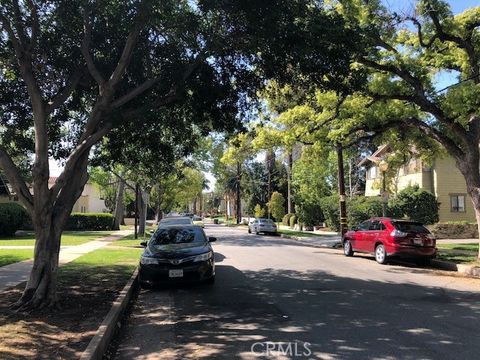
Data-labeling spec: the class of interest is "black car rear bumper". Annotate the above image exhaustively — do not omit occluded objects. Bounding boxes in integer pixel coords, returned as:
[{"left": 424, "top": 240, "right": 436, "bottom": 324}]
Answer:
[{"left": 139, "top": 259, "right": 215, "bottom": 285}]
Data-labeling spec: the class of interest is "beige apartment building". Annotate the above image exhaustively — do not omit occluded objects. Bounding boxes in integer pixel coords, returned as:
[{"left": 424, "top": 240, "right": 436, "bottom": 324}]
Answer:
[{"left": 360, "top": 145, "right": 476, "bottom": 223}]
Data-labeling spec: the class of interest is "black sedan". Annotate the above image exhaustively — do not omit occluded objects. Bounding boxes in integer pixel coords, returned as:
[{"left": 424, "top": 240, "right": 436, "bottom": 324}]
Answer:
[{"left": 139, "top": 225, "right": 216, "bottom": 287}]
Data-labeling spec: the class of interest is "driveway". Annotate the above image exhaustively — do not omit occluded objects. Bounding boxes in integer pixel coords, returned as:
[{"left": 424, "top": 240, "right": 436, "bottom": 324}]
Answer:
[{"left": 113, "top": 224, "right": 480, "bottom": 359}]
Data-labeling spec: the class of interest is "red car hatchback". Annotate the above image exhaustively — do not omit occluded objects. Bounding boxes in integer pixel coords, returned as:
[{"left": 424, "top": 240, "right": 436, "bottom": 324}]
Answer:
[{"left": 342, "top": 218, "right": 437, "bottom": 264}]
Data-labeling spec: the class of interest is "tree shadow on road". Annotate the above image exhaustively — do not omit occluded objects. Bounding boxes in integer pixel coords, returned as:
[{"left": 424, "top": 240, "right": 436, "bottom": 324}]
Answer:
[{"left": 114, "top": 264, "right": 480, "bottom": 360}]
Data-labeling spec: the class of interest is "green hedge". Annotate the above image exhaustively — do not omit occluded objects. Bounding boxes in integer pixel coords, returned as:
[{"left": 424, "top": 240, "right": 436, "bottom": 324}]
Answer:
[
  {"left": 0, "top": 203, "right": 29, "bottom": 236},
  {"left": 65, "top": 213, "right": 113, "bottom": 231},
  {"left": 289, "top": 214, "right": 297, "bottom": 228},
  {"left": 282, "top": 213, "right": 294, "bottom": 226},
  {"left": 296, "top": 202, "right": 324, "bottom": 227},
  {"left": 429, "top": 222, "right": 478, "bottom": 239},
  {"left": 389, "top": 185, "right": 439, "bottom": 225}
]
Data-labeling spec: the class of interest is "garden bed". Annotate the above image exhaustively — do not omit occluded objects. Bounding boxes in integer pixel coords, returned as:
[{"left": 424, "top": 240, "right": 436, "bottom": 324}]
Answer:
[{"left": 0, "top": 247, "right": 141, "bottom": 359}]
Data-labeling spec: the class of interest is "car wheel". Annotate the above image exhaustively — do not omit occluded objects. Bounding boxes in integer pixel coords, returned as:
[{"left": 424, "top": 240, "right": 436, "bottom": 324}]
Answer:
[
  {"left": 248, "top": 227, "right": 251, "bottom": 234},
  {"left": 375, "top": 244, "right": 387, "bottom": 264},
  {"left": 343, "top": 240, "right": 354, "bottom": 257}
]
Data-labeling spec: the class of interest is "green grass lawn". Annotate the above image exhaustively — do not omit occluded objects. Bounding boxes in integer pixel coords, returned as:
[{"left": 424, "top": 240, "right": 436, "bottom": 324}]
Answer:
[
  {"left": 61, "top": 247, "right": 142, "bottom": 276},
  {"left": 436, "top": 242, "right": 479, "bottom": 264},
  {"left": 111, "top": 233, "right": 151, "bottom": 247},
  {"left": 0, "top": 230, "right": 122, "bottom": 268},
  {"left": 437, "top": 243, "right": 478, "bottom": 251},
  {"left": 0, "top": 249, "right": 33, "bottom": 267},
  {"left": 0, "top": 230, "right": 115, "bottom": 246}
]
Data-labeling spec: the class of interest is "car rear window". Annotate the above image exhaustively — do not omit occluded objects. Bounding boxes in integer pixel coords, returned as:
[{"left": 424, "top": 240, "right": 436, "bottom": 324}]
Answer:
[
  {"left": 151, "top": 227, "right": 206, "bottom": 245},
  {"left": 392, "top": 221, "right": 430, "bottom": 234},
  {"left": 259, "top": 219, "right": 274, "bottom": 224},
  {"left": 159, "top": 218, "right": 192, "bottom": 225}
]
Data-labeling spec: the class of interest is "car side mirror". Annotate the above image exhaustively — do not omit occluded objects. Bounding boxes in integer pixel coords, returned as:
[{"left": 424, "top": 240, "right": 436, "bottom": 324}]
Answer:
[
  {"left": 209, "top": 237, "right": 217, "bottom": 242},
  {"left": 140, "top": 241, "right": 147, "bottom": 247}
]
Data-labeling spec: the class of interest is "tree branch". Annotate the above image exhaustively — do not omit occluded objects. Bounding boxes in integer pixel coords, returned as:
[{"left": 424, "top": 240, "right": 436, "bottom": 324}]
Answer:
[
  {"left": 0, "top": 147, "right": 34, "bottom": 213},
  {"left": 49, "top": 124, "right": 112, "bottom": 201},
  {"left": 81, "top": 11, "right": 105, "bottom": 86},
  {"left": 111, "top": 76, "right": 163, "bottom": 109},
  {"left": 45, "top": 68, "right": 83, "bottom": 114},
  {"left": 108, "top": 23, "right": 142, "bottom": 86},
  {"left": 25, "top": 0, "right": 39, "bottom": 52},
  {"left": 426, "top": 7, "right": 479, "bottom": 83}
]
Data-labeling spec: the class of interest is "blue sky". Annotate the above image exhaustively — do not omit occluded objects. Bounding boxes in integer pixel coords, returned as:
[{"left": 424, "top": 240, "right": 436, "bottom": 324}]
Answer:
[{"left": 382, "top": 0, "right": 478, "bottom": 14}]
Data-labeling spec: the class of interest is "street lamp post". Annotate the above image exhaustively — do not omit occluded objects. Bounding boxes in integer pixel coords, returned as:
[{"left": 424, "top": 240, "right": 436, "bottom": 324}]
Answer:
[{"left": 379, "top": 160, "right": 389, "bottom": 217}]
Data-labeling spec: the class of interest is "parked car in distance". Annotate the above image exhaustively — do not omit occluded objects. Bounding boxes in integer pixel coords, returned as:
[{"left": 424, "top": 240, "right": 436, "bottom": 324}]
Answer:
[
  {"left": 342, "top": 217, "right": 437, "bottom": 265},
  {"left": 139, "top": 225, "right": 216, "bottom": 287},
  {"left": 248, "top": 218, "right": 278, "bottom": 235},
  {"left": 192, "top": 216, "right": 205, "bottom": 228},
  {"left": 158, "top": 216, "right": 193, "bottom": 227}
]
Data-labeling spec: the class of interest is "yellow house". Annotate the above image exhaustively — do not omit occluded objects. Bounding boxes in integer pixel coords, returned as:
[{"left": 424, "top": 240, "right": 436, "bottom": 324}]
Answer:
[{"left": 360, "top": 145, "right": 475, "bottom": 223}]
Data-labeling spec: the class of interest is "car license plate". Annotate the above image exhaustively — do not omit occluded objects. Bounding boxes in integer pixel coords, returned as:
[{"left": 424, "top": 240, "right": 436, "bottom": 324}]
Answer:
[
  {"left": 413, "top": 238, "right": 423, "bottom": 246},
  {"left": 169, "top": 269, "right": 183, "bottom": 278}
]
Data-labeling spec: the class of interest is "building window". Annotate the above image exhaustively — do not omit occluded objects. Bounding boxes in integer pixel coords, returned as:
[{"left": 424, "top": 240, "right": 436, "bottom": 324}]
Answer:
[
  {"left": 367, "top": 166, "right": 378, "bottom": 180},
  {"left": 450, "top": 194, "right": 466, "bottom": 213}
]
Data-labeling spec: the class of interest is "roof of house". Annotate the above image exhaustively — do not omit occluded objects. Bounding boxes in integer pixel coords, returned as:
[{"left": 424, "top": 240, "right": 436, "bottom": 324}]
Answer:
[
  {"left": 357, "top": 144, "right": 390, "bottom": 167},
  {"left": 0, "top": 172, "right": 13, "bottom": 196}
]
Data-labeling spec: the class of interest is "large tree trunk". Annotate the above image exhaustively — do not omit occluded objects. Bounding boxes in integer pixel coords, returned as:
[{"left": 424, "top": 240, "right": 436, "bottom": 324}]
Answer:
[
  {"left": 13, "top": 219, "right": 63, "bottom": 310},
  {"left": 112, "top": 176, "right": 125, "bottom": 230},
  {"left": 13, "top": 155, "right": 89, "bottom": 311},
  {"left": 455, "top": 148, "right": 480, "bottom": 259}
]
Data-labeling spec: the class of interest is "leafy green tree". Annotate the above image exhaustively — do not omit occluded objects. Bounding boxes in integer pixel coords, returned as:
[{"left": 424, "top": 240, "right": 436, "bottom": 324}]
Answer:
[
  {"left": 0, "top": 0, "right": 369, "bottom": 310},
  {"left": 254, "top": 204, "right": 266, "bottom": 218},
  {"left": 268, "top": 191, "right": 286, "bottom": 222},
  {"left": 334, "top": 0, "right": 480, "bottom": 255}
]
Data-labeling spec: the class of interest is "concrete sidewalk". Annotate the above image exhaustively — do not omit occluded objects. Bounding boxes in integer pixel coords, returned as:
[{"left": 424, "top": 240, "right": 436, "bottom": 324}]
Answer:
[{"left": 0, "top": 229, "right": 132, "bottom": 293}]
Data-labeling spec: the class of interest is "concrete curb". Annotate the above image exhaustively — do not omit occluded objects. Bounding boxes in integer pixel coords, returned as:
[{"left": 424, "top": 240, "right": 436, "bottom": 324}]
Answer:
[
  {"left": 280, "top": 234, "right": 342, "bottom": 249},
  {"left": 80, "top": 268, "right": 139, "bottom": 360}
]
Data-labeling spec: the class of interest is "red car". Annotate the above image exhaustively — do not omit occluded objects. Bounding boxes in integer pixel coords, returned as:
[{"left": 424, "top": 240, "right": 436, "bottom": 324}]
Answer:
[{"left": 342, "top": 218, "right": 437, "bottom": 264}]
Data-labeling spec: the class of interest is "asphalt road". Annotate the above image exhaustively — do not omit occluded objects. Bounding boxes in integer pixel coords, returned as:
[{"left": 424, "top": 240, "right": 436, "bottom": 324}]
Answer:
[{"left": 113, "top": 224, "right": 480, "bottom": 360}]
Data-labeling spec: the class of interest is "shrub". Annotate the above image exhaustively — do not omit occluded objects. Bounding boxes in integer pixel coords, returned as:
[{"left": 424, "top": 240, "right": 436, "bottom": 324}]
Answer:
[
  {"left": 319, "top": 195, "right": 340, "bottom": 231},
  {"left": 320, "top": 194, "right": 402, "bottom": 232},
  {"left": 390, "top": 185, "right": 439, "bottom": 224},
  {"left": 0, "top": 203, "right": 28, "bottom": 236},
  {"left": 282, "top": 213, "right": 294, "bottom": 226},
  {"left": 65, "top": 213, "right": 114, "bottom": 231},
  {"left": 429, "top": 222, "right": 478, "bottom": 239},
  {"left": 267, "top": 192, "right": 285, "bottom": 222},
  {"left": 296, "top": 202, "right": 324, "bottom": 227},
  {"left": 289, "top": 214, "right": 297, "bottom": 228},
  {"left": 348, "top": 197, "right": 384, "bottom": 228}
]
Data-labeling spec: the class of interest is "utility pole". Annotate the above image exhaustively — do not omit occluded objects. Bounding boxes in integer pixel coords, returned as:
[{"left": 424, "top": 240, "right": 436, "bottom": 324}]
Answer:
[
  {"left": 337, "top": 143, "right": 347, "bottom": 237},
  {"left": 134, "top": 183, "right": 139, "bottom": 239},
  {"left": 287, "top": 151, "right": 293, "bottom": 214},
  {"left": 236, "top": 161, "right": 242, "bottom": 224}
]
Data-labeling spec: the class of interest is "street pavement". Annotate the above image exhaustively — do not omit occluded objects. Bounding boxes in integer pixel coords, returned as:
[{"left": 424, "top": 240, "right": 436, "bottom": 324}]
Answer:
[{"left": 114, "top": 224, "right": 480, "bottom": 360}]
